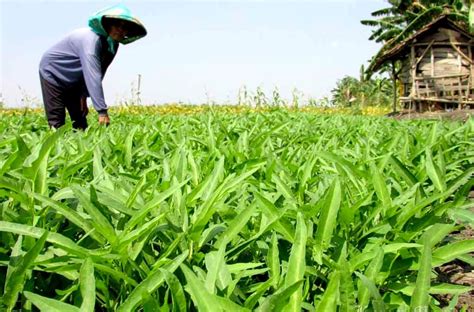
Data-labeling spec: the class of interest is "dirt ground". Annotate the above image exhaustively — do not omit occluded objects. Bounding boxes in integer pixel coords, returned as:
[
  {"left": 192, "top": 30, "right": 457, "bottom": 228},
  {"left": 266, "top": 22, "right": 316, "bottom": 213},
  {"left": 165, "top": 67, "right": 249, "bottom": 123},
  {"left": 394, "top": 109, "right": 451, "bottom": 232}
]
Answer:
[{"left": 387, "top": 109, "right": 474, "bottom": 121}]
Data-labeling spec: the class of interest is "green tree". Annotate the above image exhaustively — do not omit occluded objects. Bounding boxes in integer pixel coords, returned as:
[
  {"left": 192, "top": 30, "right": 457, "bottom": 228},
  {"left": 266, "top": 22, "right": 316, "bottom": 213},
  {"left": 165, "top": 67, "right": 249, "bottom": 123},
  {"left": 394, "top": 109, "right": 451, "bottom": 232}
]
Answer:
[
  {"left": 331, "top": 69, "right": 393, "bottom": 108},
  {"left": 362, "top": 1, "right": 470, "bottom": 47}
]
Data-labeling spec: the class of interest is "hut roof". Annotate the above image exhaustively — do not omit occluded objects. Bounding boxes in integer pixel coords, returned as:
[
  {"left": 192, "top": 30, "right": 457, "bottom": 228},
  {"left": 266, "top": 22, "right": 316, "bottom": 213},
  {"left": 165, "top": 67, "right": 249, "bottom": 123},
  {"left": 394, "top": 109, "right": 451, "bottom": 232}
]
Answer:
[{"left": 369, "top": 15, "right": 473, "bottom": 73}]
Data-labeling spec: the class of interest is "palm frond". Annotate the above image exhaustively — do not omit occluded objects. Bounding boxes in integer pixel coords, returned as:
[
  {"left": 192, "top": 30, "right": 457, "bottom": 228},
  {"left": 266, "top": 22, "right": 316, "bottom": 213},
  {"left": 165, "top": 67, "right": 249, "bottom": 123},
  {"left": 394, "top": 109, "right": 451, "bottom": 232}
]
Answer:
[
  {"left": 361, "top": 19, "right": 381, "bottom": 27},
  {"left": 371, "top": 7, "right": 396, "bottom": 17}
]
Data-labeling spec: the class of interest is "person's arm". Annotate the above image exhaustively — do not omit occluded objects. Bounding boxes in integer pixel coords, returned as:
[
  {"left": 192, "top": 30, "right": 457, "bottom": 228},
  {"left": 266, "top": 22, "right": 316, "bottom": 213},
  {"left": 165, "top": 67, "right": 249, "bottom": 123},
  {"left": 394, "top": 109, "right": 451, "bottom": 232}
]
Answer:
[{"left": 75, "top": 33, "right": 109, "bottom": 117}]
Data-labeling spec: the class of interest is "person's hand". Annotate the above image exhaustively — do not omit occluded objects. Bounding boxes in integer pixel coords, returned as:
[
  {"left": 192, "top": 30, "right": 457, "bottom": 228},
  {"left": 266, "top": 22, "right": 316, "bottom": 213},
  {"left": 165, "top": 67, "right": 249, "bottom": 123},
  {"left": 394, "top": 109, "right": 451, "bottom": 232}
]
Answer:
[
  {"left": 98, "top": 115, "right": 110, "bottom": 126},
  {"left": 80, "top": 96, "right": 89, "bottom": 117}
]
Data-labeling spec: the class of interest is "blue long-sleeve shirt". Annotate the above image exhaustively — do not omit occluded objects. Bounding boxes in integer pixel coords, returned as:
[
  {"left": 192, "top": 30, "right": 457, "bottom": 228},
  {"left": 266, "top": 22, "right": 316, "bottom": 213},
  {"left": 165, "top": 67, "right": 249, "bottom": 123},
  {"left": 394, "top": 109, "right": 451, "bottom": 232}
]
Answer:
[{"left": 39, "top": 28, "right": 118, "bottom": 114}]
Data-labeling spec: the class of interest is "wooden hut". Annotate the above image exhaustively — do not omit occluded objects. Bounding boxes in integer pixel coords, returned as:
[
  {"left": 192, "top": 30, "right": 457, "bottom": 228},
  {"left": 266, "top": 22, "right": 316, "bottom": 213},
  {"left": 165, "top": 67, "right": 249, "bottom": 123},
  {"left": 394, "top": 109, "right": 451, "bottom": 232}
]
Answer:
[{"left": 371, "top": 15, "right": 474, "bottom": 111}]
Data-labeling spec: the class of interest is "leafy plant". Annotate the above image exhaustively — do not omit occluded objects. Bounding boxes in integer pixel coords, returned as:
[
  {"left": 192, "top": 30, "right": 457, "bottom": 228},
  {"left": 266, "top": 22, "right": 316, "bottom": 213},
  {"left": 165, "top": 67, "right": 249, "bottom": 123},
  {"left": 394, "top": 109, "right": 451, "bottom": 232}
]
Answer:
[{"left": 0, "top": 108, "right": 472, "bottom": 310}]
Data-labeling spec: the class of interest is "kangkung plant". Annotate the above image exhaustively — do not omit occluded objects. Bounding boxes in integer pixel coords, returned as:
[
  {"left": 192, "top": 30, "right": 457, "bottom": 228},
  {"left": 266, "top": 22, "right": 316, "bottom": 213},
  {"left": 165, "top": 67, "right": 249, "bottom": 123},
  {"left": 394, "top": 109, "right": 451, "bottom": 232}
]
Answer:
[{"left": 0, "top": 109, "right": 472, "bottom": 311}]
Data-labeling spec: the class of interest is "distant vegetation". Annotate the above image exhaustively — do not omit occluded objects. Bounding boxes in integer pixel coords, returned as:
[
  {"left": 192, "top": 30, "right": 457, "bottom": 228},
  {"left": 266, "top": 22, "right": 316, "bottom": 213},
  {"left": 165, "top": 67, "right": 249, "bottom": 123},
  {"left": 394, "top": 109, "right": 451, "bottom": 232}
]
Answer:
[{"left": 331, "top": 0, "right": 474, "bottom": 112}]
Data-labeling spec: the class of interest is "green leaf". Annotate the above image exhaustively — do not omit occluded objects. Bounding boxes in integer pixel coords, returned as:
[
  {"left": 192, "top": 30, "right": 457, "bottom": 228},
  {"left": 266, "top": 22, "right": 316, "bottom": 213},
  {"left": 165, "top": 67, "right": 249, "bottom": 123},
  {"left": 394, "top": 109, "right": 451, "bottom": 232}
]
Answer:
[
  {"left": 24, "top": 291, "right": 80, "bottom": 312},
  {"left": 371, "top": 162, "right": 392, "bottom": 211},
  {"left": 80, "top": 258, "right": 95, "bottom": 312},
  {"left": 215, "top": 203, "right": 255, "bottom": 249},
  {"left": 383, "top": 243, "right": 422, "bottom": 254},
  {"left": 125, "top": 180, "right": 187, "bottom": 231},
  {"left": 31, "top": 192, "right": 104, "bottom": 244},
  {"left": 355, "top": 272, "right": 385, "bottom": 312},
  {"left": 283, "top": 212, "right": 307, "bottom": 312},
  {"left": 389, "top": 155, "right": 418, "bottom": 187},
  {"left": 256, "top": 280, "right": 303, "bottom": 312},
  {"left": 126, "top": 174, "right": 147, "bottom": 209},
  {"left": 430, "top": 283, "right": 473, "bottom": 295},
  {"left": 117, "top": 251, "right": 188, "bottom": 312},
  {"left": 396, "top": 167, "right": 474, "bottom": 228},
  {"left": 316, "top": 271, "right": 340, "bottom": 312},
  {"left": 92, "top": 145, "right": 112, "bottom": 187},
  {"left": 181, "top": 264, "right": 222, "bottom": 312},
  {"left": 357, "top": 248, "right": 384, "bottom": 310},
  {"left": 158, "top": 269, "right": 187, "bottom": 312},
  {"left": 205, "top": 244, "right": 226, "bottom": 294},
  {"left": 418, "top": 223, "right": 456, "bottom": 248},
  {"left": 313, "top": 178, "right": 341, "bottom": 263},
  {"left": 267, "top": 232, "right": 281, "bottom": 288},
  {"left": 24, "top": 129, "right": 62, "bottom": 195},
  {"left": 187, "top": 156, "right": 224, "bottom": 203},
  {"left": 432, "top": 240, "right": 474, "bottom": 267},
  {"left": 395, "top": 282, "right": 474, "bottom": 297},
  {"left": 272, "top": 173, "right": 294, "bottom": 201},
  {"left": 71, "top": 185, "right": 117, "bottom": 246},
  {"left": 0, "top": 221, "right": 99, "bottom": 257},
  {"left": 117, "top": 213, "right": 166, "bottom": 249},
  {"left": 425, "top": 148, "right": 446, "bottom": 192},
  {"left": 3, "top": 232, "right": 48, "bottom": 312},
  {"left": 4, "top": 135, "right": 30, "bottom": 172},
  {"left": 448, "top": 208, "right": 474, "bottom": 227},
  {"left": 411, "top": 235, "right": 432, "bottom": 311},
  {"left": 124, "top": 126, "right": 138, "bottom": 167},
  {"left": 338, "top": 243, "right": 355, "bottom": 312},
  {"left": 199, "top": 224, "right": 227, "bottom": 248},
  {"left": 254, "top": 191, "right": 294, "bottom": 242}
]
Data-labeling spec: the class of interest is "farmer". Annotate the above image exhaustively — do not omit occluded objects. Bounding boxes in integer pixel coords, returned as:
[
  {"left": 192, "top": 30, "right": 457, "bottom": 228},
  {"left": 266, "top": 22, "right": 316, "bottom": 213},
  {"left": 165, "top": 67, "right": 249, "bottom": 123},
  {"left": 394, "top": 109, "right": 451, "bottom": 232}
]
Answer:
[{"left": 39, "top": 4, "right": 147, "bottom": 129}]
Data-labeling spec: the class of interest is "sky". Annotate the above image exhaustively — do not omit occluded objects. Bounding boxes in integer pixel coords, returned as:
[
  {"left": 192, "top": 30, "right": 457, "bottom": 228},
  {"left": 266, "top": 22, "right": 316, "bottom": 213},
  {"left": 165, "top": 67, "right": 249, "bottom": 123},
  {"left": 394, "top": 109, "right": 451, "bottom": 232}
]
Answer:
[{"left": 0, "top": 0, "right": 386, "bottom": 107}]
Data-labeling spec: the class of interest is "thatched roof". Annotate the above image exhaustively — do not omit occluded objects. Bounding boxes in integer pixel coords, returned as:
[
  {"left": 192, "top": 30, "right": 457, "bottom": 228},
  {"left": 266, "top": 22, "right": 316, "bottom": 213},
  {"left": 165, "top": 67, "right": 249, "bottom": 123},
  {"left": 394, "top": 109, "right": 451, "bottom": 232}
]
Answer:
[{"left": 369, "top": 15, "right": 473, "bottom": 73}]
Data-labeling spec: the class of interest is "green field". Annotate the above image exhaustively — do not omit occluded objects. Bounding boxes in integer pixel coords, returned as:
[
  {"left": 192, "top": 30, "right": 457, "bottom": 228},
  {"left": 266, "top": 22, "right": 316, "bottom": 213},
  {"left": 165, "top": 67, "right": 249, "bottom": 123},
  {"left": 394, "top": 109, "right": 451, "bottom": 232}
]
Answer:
[{"left": 0, "top": 108, "right": 473, "bottom": 311}]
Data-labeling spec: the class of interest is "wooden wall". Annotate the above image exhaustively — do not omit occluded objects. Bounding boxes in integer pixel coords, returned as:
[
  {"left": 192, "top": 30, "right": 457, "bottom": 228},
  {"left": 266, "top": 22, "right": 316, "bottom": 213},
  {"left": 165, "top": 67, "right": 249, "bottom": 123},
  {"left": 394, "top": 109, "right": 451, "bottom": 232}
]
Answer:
[{"left": 398, "top": 27, "right": 474, "bottom": 107}]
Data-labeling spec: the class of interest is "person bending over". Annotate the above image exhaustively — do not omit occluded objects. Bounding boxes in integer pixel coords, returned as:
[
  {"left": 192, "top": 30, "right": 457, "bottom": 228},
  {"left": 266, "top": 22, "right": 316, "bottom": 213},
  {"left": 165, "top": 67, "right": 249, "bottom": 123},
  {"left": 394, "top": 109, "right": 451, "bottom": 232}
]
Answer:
[{"left": 39, "top": 4, "right": 147, "bottom": 129}]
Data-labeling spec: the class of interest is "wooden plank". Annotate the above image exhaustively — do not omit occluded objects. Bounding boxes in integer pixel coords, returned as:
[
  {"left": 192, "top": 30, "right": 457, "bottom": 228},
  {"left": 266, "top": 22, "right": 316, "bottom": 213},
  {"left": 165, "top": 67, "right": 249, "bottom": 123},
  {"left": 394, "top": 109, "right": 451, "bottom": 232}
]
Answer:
[
  {"left": 451, "top": 42, "right": 473, "bottom": 64},
  {"left": 411, "top": 45, "right": 416, "bottom": 97},
  {"left": 431, "top": 46, "right": 434, "bottom": 76},
  {"left": 468, "top": 45, "right": 472, "bottom": 105},
  {"left": 434, "top": 58, "right": 463, "bottom": 65},
  {"left": 414, "top": 73, "right": 469, "bottom": 80},
  {"left": 432, "top": 47, "right": 459, "bottom": 56},
  {"left": 415, "top": 40, "right": 435, "bottom": 65},
  {"left": 398, "top": 97, "right": 474, "bottom": 104},
  {"left": 439, "top": 85, "right": 470, "bottom": 92},
  {"left": 413, "top": 42, "right": 473, "bottom": 47},
  {"left": 435, "top": 67, "right": 469, "bottom": 75},
  {"left": 458, "top": 76, "right": 463, "bottom": 109}
]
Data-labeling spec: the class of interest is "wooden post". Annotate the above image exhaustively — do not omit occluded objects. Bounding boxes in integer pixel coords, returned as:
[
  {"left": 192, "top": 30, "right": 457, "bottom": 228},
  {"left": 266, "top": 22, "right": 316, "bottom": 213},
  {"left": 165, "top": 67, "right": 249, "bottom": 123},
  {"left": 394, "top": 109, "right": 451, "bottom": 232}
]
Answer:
[
  {"left": 411, "top": 44, "right": 417, "bottom": 111},
  {"left": 458, "top": 52, "right": 462, "bottom": 110},
  {"left": 430, "top": 46, "right": 434, "bottom": 77},
  {"left": 391, "top": 60, "right": 398, "bottom": 113},
  {"left": 468, "top": 45, "right": 472, "bottom": 110},
  {"left": 136, "top": 74, "right": 142, "bottom": 106},
  {"left": 430, "top": 46, "right": 434, "bottom": 110}
]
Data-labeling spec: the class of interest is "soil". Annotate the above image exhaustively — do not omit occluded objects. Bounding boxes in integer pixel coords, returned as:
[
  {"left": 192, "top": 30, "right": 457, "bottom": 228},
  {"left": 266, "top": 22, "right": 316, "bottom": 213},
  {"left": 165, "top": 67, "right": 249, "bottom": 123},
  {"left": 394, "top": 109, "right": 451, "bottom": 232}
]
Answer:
[{"left": 386, "top": 109, "right": 474, "bottom": 121}]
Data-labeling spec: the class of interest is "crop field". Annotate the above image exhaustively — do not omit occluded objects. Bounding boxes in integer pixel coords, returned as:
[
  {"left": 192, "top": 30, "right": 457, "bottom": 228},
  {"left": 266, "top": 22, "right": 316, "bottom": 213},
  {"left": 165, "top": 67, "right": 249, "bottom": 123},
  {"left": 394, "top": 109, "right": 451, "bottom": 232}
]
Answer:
[{"left": 0, "top": 107, "right": 473, "bottom": 311}]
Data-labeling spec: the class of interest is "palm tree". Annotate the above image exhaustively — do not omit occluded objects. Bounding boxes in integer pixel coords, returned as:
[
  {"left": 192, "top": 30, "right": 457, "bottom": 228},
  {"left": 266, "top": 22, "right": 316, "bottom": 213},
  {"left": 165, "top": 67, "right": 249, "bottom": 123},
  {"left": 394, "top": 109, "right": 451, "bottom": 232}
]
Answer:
[
  {"left": 332, "top": 76, "right": 360, "bottom": 107},
  {"left": 331, "top": 67, "right": 393, "bottom": 108},
  {"left": 361, "top": 1, "right": 470, "bottom": 47}
]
